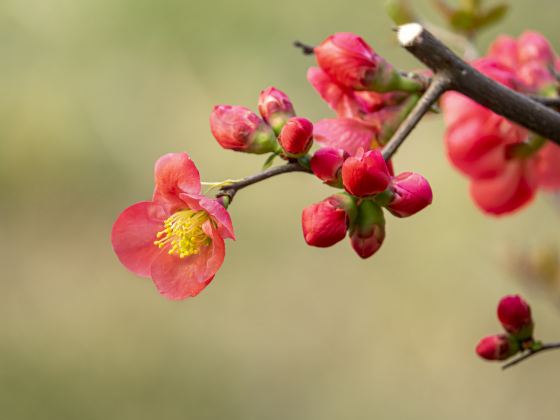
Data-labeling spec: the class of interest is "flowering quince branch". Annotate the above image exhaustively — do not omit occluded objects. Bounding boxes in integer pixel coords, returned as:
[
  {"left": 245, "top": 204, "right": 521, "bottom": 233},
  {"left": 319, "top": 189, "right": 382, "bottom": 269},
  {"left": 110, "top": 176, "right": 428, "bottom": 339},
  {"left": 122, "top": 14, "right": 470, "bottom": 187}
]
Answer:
[
  {"left": 501, "top": 342, "right": 560, "bottom": 370},
  {"left": 112, "top": 7, "right": 560, "bottom": 316},
  {"left": 397, "top": 23, "right": 560, "bottom": 144},
  {"left": 476, "top": 295, "right": 560, "bottom": 370},
  {"left": 215, "top": 161, "right": 312, "bottom": 205},
  {"left": 381, "top": 74, "right": 451, "bottom": 160}
]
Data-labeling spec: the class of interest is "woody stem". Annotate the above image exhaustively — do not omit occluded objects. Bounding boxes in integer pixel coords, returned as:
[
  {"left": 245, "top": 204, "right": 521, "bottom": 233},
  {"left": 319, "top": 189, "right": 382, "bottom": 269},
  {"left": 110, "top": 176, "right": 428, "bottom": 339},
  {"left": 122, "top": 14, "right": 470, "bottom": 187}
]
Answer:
[
  {"left": 216, "top": 161, "right": 312, "bottom": 205},
  {"left": 502, "top": 342, "right": 560, "bottom": 370}
]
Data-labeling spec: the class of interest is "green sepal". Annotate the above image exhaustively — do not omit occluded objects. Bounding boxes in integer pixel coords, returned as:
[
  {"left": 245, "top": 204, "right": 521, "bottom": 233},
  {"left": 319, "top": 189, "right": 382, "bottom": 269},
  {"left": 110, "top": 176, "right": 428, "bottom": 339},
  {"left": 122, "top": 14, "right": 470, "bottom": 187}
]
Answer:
[
  {"left": 350, "top": 199, "right": 385, "bottom": 236},
  {"left": 333, "top": 192, "right": 358, "bottom": 227},
  {"left": 262, "top": 153, "right": 278, "bottom": 170},
  {"left": 373, "top": 189, "right": 394, "bottom": 207},
  {"left": 509, "top": 321, "right": 535, "bottom": 342}
]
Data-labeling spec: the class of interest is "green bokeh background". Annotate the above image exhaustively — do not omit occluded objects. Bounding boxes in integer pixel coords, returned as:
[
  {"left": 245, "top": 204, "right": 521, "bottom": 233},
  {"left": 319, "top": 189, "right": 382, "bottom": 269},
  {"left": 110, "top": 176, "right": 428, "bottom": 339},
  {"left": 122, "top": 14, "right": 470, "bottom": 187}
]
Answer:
[{"left": 1, "top": 0, "right": 559, "bottom": 418}]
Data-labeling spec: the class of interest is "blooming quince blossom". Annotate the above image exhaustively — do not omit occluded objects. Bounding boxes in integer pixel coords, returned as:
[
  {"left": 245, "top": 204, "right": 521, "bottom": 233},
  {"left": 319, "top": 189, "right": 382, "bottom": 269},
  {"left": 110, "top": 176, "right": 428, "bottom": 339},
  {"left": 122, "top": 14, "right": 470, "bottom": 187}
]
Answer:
[
  {"left": 111, "top": 152, "right": 235, "bottom": 300},
  {"left": 442, "top": 33, "right": 560, "bottom": 215}
]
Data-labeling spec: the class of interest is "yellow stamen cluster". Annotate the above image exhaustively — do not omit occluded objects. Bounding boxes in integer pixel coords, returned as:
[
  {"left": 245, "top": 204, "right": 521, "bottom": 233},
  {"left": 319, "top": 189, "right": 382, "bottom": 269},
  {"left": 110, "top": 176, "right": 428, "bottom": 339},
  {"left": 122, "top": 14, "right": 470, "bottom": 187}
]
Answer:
[{"left": 154, "top": 209, "right": 211, "bottom": 258}]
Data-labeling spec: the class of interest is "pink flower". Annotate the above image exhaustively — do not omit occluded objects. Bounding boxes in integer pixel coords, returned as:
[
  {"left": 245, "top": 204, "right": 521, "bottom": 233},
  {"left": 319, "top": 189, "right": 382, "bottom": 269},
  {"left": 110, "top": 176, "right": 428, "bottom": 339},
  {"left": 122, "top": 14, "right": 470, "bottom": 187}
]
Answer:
[
  {"left": 341, "top": 149, "right": 391, "bottom": 197},
  {"left": 210, "top": 105, "right": 277, "bottom": 154},
  {"left": 278, "top": 117, "right": 314, "bottom": 157},
  {"left": 302, "top": 194, "right": 356, "bottom": 247},
  {"left": 258, "top": 87, "right": 296, "bottom": 133},
  {"left": 315, "top": 32, "right": 381, "bottom": 90},
  {"left": 442, "top": 51, "right": 560, "bottom": 215},
  {"left": 386, "top": 172, "right": 433, "bottom": 218},
  {"left": 111, "top": 153, "right": 235, "bottom": 300},
  {"left": 497, "top": 295, "right": 534, "bottom": 339},
  {"left": 517, "top": 31, "right": 555, "bottom": 66},
  {"left": 310, "top": 147, "right": 348, "bottom": 186},
  {"left": 349, "top": 200, "right": 385, "bottom": 259},
  {"left": 314, "top": 32, "right": 420, "bottom": 93},
  {"left": 476, "top": 334, "right": 518, "bottom": 361}
]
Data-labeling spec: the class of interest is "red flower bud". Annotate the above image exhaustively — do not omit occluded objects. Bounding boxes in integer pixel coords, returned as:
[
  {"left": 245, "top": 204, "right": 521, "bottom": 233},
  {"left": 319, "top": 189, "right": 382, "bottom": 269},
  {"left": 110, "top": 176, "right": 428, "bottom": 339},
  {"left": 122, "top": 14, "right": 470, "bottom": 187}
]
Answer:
[
  {"left": 315, "top": 32, "right": 421, "bottom": 92},
  {"left": 310, "top": 147, "right": 348, "bottom": 187},
  {"left": 349, "top": 200, "right": 385, "bottom": 259},
  {"left": 497, "top": 295, "right": 534, "bottom": 339},
  {"left": 302, "top": 194, "right": 356, "bottom": 248},
  {"left": 278, "top": 117, "right": 314, "bottom": 157},
  {"left": 386, "top": 172, "right": 433, "bottom": 218},
  {"left": 518, "top": 31, "right": 555, "bottom": 65},
  {"left": 258, "top": 87, "right": 296, "bottom": 134},
  {"left": 210, "top": 105, "right": 277, "bottom": 154},
  {"left": 341, "top": 149, "right": 390, "bottom": 197},
  {"left": 476, "top": 334, "right": 519, "bottom": 361}
]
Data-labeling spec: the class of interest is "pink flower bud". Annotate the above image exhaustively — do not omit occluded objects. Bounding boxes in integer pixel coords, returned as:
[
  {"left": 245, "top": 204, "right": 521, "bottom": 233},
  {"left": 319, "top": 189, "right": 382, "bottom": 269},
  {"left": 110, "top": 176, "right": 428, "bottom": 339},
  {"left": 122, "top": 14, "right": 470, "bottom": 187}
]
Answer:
[
  {"left": 278, "top": 117, "right": 314, "bottom": 157},
  {"left": 497, "top": 295, "right": 534, "bottom": 339},
  {"left": 315, "top": 32, "right": 421, "bottom": 92},
  {"left": 302, "top": 194, "right": 356, "bottom": 248},
  {"left": 476, "top": 334, "right": 519, "bottom": 361},
  {"left": 210, "top": 105, "right": 277, "bottom": 154},
  {"left": 310, "top": 147, "right": 348, "bottom": 187},
  {"left": 386, "top": 172, "right": 433, "bottom": 218},
  {"left": 349, "top": 200, "right": 385, "bottom": 259},
  {"left": 518, "top": 31, "right": 555, "bottom": 65},
  {"left": 258, "top": 87, "right": 296, "bottom": 134},
  {"left": 341, "top": 149, "right": 390, "bottom": 197}
]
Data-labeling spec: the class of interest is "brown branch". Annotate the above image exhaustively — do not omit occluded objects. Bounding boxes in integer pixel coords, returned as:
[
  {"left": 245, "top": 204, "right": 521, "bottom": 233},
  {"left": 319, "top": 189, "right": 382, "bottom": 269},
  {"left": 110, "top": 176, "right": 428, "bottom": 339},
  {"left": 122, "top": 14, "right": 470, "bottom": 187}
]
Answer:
[
  {"left": 216, "top": 161, "right": 312, "bottom": 204},
  {"left": 382, "top": 74, "right": 450, "bottom": 160},
  {"left": 528, "top": 95, "right": 560, "bottom": 109},
  {"left": 502, "top": 342, "right": 560, "bottom": 370},
  {"left": 293, "top": 41, "right": 315, "bottom": 55},
  {"left": 397, "top": 23, "right": 560, "bottom": 145}
]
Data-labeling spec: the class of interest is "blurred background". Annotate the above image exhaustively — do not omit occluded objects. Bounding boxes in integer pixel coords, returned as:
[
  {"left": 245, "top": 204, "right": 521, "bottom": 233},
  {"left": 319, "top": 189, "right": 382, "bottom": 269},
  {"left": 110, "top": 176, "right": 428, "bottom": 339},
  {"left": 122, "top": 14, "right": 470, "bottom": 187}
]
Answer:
[{"left": 1, "top": 0, "right": 560, "bottom": 418}]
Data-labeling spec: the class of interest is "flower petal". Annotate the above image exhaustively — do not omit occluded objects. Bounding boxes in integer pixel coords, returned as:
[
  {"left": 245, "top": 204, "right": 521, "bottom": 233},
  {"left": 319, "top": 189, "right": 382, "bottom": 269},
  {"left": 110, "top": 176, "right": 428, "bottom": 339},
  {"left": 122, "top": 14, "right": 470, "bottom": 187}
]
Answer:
[
  {"left": 469, "top": 162, "right": 537, "bottom": 215},
  {"left": 307, "top": 67, "right": 365, "bottom": 119},
  {"left": 150, "top": 222, "right": 226, "bottom": 300},
  {"left": 314, "top": 118, "right": 377, "bottom": 155},
  {"left": 179, "top": 193, "right": 235, "bottom": 240},
  {"left": 535, "top": 142, "right": 560, "bottom": 190},
  {"left": 111, "top": 201, "right": 167, "bottom": 277},
  {"left": 153, "top": 152, "right": 201, "bottom": 209}
]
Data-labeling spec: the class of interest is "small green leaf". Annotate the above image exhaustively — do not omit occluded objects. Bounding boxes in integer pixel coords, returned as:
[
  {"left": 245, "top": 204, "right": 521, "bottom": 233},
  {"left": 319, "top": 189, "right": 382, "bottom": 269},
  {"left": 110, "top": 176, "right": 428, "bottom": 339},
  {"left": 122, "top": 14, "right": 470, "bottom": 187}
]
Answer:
[
  {"left": 450, "top": 10, "right": 477, "bottom": 31},
  {"left": 476, "top": 3, "right": 509, "bottom": 29},
  {"left": 262, "top": 153, "right": 277, "bottom": 170},
  {"left": 385, "top": 0, "right": 416, "bottom": 25}
]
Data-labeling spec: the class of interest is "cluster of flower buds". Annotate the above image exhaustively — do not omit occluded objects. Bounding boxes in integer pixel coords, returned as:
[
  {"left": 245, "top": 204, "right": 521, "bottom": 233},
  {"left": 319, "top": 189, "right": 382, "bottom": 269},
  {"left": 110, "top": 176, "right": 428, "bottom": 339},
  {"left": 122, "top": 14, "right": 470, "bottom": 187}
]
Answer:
[
  {"left": 210, "top": 87, "right": 315, "bottom": 158},
  {"left": 442, "top": 31, "right": 560, "bottom": 216},
  {"left": 303, "top": 147, "right": 432, "bottom": 258},
  {"left": 476, "top": 295, "right": 535, "bottom": 361}
]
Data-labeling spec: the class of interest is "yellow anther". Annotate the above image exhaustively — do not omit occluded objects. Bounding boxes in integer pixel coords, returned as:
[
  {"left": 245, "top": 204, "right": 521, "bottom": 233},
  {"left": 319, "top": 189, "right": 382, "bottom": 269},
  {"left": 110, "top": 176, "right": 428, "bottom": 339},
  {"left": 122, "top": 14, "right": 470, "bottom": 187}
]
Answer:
[{"left": 154, "top": 209, "right": 211, "bottom": 258}]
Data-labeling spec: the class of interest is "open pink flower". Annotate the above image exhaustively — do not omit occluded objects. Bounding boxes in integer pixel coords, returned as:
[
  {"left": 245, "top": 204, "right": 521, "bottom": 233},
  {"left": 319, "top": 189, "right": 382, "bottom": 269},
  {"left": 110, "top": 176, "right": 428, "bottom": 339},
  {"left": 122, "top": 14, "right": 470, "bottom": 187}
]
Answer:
[
  {"left": 111, "top": 152, "right": 235, "bottom": 300},
  {"left": 442, "top": 46, "right": 560, "bottom": 215}
]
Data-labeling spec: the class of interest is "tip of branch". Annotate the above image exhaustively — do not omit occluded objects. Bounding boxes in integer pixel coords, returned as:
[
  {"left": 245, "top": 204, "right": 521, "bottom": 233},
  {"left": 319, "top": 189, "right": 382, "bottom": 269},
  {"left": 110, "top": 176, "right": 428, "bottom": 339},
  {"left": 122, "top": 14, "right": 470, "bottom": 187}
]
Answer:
[
  {"left": 293, "top": 41, "right": 315, "bottom": 56},
  {"left": 397, "top": 23, "right": 424, "bottom": 47}
]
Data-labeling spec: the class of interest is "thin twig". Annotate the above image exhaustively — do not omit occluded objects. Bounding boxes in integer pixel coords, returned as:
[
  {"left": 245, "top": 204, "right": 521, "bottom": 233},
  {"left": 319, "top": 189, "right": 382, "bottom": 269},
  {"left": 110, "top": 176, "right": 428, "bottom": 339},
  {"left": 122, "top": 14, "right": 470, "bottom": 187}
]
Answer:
[
  {"left": 216, "top": 161, "right": 312, "bottom": 204},
  {"left": 528, "top": 95, "right": 560, "bottom": 109},
  {"left": 293, "top": 41, "right": 315, "bottom": 55},
  {"left": 502, "top": 342, "right": 560, "bottom": 370},
  {"left": 397, "top": 23, "right": 560, "bottom": 144},
  {"left": 382, "top": 74, "right": 451, "bottom": 160}
]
